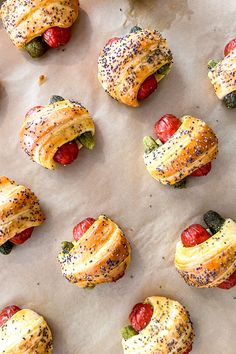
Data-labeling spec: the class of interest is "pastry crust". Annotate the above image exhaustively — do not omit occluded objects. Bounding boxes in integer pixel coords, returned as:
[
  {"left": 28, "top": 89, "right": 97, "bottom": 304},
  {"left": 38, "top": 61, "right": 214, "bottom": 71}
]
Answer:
[
  {"left": 0, "top": 309, "right": 53, "bottom": 353},
  {"left": 98, "top": 29, "right": 173, "bottom": 107},
  {"left": 175, "top": 218, "right": 236, "bottom": 288},
  {"left": 58, "top": 215, "right": 131, "bottom": 287},
  {"left": 0, "top": 0, "right": 79, "bottom": 48},
  {"left": 122, "top": 296, "right": 194, "bottom": 354},
  {"left": 144, "top": 115, "right": 218, "bottom": 185},
  {"left": 208, "top": 49, "right": 236, "bottom": 99},
  {"left": 19, "top": 99, "right": 95, "bottom": 170},
  {"left": 0, "top": 176, "right": 45, "bottom": 246}
]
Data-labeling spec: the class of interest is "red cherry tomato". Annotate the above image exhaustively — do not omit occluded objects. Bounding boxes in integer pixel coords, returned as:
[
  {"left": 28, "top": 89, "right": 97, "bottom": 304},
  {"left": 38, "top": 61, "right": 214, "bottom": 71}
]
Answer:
[
  {"left": 182, "top": 345, "right": 192, "bottom": 354},
  {"left": 26, "top": 105, "right": 43, "bottom": 116},
  {"left": 224, "top": 38, "right": 236, "bottom": 56},
  {"left": 218, "top": 270, "right": 236, "bottom": 290},
  {"left": 106, "top": 37, "right": 120, "bottom": 46},
  {"left": 191, "top": 162, "right": 212, "bottom": 177},
  {"left": 0, "top": 305, "right": 21, "bottom": 327},
  {"left": 73, "top": 217, "right": 96, "bottom": 241},
  {"left": 53, "top": 141, "right": 79, "bottom": 165},
  {"left": 181, "top": 224, "right": 211, "bottom": 248},
  {"left": 43, "top": 26, "right": 72, "bottom": 48},
  {"left": 10, "top": 227, "right": 34, "bottom": 245},
  {"left": 137, "top": 75, "right": 158, "bottom": 101},
  {"left": 129, "top": 303, "right": 153, "bottom": 332},
  {"left": 154, "top": 114, "right": 181, "bottom": 143}
]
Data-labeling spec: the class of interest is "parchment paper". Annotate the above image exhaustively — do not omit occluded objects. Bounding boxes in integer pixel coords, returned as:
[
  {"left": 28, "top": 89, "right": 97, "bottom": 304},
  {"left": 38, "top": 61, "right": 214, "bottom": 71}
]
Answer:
[{"left": 0, "top": 1, "right": 236, "bottom": 353}]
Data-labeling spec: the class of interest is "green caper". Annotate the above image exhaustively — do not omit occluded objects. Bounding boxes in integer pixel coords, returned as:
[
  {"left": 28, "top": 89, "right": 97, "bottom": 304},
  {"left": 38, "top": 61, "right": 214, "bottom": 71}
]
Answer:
[
  {"left": 174, "top": 178, "right": 187, "bottom": 189},
  {"left": 143, "top": 136, "right": 160, "bottom": 153},
  {"left": 130, "top": 26, "right": 142, "bottom": 33},
  {"left": 49, "top": 95, "right": 65, "bottom": 104},
  {"left": 223, "top": 90, "right": 236, "bottom": 109},
  {"left": 207, "top": 59, "right": 220, "bottom": 70},
  {"left": 156, "top": 63, "right": 170, "bottom": 76},
  {"left": 25, "top": 37, "right": 48, "bottom": 58},
  {"left": 78, "top": 132, "right": 95, "bottom": 150},
  {"left": 203, "top": 210, "right": 225, "bottom": 234},
  {"left": 61, "top": 241, "right": 74, "bottom": 253},
  {"left": 121, "top": 325, "right": 138, "bottom": 340},
  {"left": 0, "top": 241, "right": 14, "bottom": 255}
]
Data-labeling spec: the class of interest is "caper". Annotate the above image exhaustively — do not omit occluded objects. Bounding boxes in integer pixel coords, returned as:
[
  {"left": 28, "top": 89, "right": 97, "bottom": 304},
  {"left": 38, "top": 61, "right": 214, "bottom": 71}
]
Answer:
[
  {"left": 223, "top": 91, "right": 236, "bottom": 109},
  {"left": 78, "top": 132, "right": 95, "bottom": 150},
  {"left": 174, "top": 178, "right": 187, "bottom": 189},
  {"left": 0, "top": 241, "right": 14, "bottom": 255},
  {"left": 25, "top": 37, "right": 48, "bottom": 58},
  {"left": 130, "top": 26, "right": 142, "bottom": 33},
  {"left": 50, "top": 95, "right": 65, "bottom": 104}
]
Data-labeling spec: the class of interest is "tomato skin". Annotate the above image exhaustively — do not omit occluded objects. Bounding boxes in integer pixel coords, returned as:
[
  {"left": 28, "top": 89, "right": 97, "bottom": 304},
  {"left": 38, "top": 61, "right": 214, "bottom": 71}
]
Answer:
[
  {"left": 224, "top": 38, "right": 236, "bottom": 56},
  {"left": 0, "top": 305, "right": 21, "bottom": 327},
  {"left": 181, "top": 224, "right": 211, "bottom": 247},
  {"left": 218, "top": 270, "right": 236, "bottom": 290},
  {"left": 129, "top": 303, "right": 153, "bottom": 332},
  {"left": 53, "top": 141, "right": 79, "bottom": 165},
  {"left": 10, "top": 227, "right": 34, "bottom": 245},
  {"left": 106, "top": 37, "right": 120, "bottom": 46},
  {"left": 73, "top": 217, "right": 96, "bottom": 241},
  {"left": 26, "top": 106, "right": 43, "bottom": 116},
  {"left": 191, "top": 162, "right": 212, "bottom": 177},
  {"left": 43, "top": 27, "right": 72, "bottom": 48},
  {"left": 154, "top": 114, "right": 181, "bottom": 143},
  {"left": 137, "top": 75, "right": 158, "bottom": 101}
]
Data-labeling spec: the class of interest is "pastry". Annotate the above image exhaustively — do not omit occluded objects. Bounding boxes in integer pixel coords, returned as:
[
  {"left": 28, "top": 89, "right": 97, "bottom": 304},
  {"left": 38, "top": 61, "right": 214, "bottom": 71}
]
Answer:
[
  {"left": 175, "top": 210, "right": 236, "bottom": 289},
  {"left": 19, "top": 95, "right": 95, "bottom": 170},
  {"left": 121, "top": 296, "right": 194, "bottom": 354},
  {"left": 0, "top": 305, "right": 53, "bottom": 353},
  {"left": 98, "top": 26, "right": 173, "bottom": 107},
  {"left": 58, "top": 215, "right": 131, "bottom": 288},
  {"left": 208, "top": 37, "right": 236, "bottom": 108},
  {"left": 0, "top": 176, "right": 45, "bottom": 255},
  {"left": 0, "top": 0, "right": 79, "bottom": 58},
  {"left": 143, "top": 114, "right": 218, "bottom": 188}
]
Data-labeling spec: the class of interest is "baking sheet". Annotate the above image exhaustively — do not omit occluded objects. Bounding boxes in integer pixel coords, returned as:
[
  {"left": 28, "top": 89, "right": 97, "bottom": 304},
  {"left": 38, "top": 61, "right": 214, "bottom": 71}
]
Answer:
[{"left": 0, "top": 0, "right": 236, "bottom": 353}]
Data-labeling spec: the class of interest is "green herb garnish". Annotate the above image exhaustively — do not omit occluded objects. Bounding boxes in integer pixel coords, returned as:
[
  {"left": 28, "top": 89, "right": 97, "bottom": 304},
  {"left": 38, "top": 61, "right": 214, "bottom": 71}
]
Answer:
[
  {"left": 121, "top": 325, "right": 138, "bottom": 340},
  {"left": 61, "top": 241, "right": 74, "bottom": 253},
  {"left": 207, "top": 59, "right": 220, "bottom": 70}
]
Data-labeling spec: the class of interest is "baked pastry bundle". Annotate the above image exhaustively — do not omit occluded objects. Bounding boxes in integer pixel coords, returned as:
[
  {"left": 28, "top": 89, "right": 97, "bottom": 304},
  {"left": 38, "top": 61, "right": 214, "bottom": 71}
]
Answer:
[
  {"left": 0, "top": 176, "right": 45, "bottom": 255},
  {"left": 98, "top": 26, "right": 173, "bottom": 107},
  {"left": 121, "top": 296, "right": 194, "bottom": 354},
  {"left": 208, "top": 37, "right": 236, "bottom": 108},
  {"left": 175, "top": 210, "right": 236, "bottom": 289},
  {"left": 0, "top": 0, "right": 79, "bottom": 58},
  {"left": 0, "top": 305, "right": 53, "bottom": 353},
  {"left": 19, "top": 95, "right": 95, "bottom": 170},
  {"left": 143, "top": 114, "right": 218, "bottom": 188},
  {"left": 58, "top": 215, "right": 131, "bottom": 288}
]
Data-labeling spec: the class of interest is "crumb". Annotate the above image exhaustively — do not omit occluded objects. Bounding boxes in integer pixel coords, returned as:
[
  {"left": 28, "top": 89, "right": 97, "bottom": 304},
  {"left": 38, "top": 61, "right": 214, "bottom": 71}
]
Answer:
[
  {"left": 62, "top": 48, "right": 65, "bottom": 52},
  {"left": 150, "top": 194, "right": 152, "bottom": 197},
  {"left": 216, "top": 119, "right": 219, "bottom": 122},
  {"left": 130, "top": 228, "right": 134, "bottom": 232},
  {"left": 149, "top": 205, "right": 152, "bottom": 208},
  {"left": 162, "top": 256, "right": 165, "bottom": 260},
  {"left": 119, "top": 8, "right": 122, "bottom": 11},
  {"left": 37, "top": 282, "right": 40, "bottom": 286},
  {"left": 159, "top": 285, "right": 162, "bottom": 289},
  {"left": 130, "top": 275, "right": 134, "bottom": 279},
  {"left": 38, "top": 74, "right": 47, "bottom": 85},
  {"left": 196, "top": 105, "right": 200, "bottom": 108}
]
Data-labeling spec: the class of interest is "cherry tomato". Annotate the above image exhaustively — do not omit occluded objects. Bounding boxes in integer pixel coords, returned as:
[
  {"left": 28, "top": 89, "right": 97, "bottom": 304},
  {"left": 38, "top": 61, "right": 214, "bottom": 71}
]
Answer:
[
  {"left": 73, "top": 217, "right": 96, "bottom": 241},
  {"left": 137, "top": 75, "right": 158, "bottom": 101},
  {"left": 182, "top": 345, "right": 192, "bottom": 354},
  {"left": 224, "top": 38, "right": 236, "bottom": 56},
  {"left": 10, "top": 227, "right": 34, "bottom": 245},
  {"left": 218, "top": 270, "right": 236, "bottom": 290},
  {"left": 191, "top": 162, "right": 212, "bottom": 177},
  {"left": 0, "top": 305, "right": 21, "bottom": 327},
  {"left": 154, "top": 114, "right": 181, "bottom": 143},
  {"left": 43, "top": 27, "right": 72, "bottom": 48},
  {"left": 26, "top": 106, "right": 43, "bottom": 116},
  {"left": 129, "top": 303, "right": 153, "bottom": 332},
  {"left": 53, "top": 141, "right": 79, "bottom": 165},
  {"left": 181, "top": 224, "right": 211, "bottom": 247},
  {"left": 106, "top": 37, "right": 120, "bottom": 46}
]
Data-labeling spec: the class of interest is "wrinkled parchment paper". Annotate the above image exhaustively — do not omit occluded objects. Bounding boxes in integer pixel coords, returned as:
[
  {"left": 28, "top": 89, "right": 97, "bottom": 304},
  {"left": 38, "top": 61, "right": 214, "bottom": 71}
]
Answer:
[{"left": 0, "top": 1, "right": 236, "bottom": 353}]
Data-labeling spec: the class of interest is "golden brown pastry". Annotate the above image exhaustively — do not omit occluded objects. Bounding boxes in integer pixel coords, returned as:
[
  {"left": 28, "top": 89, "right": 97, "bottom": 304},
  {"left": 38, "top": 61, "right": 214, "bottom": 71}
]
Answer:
[
  {"left": 0, "top": 176, "right": 45, "bottom": 255},
  {"left": 0, "top": 305, "right": 53, "bottom": 353},
  {"left": 208, "top": 37, "right": 236, "bottom": 108},
  {"left": 175, "top": 210, "right": 236, "bottom": 289},
  {"left": 121, "top": 296, "right": 194, "bottom": 354},
  {"left": 98, "top": 26, "right": 173, "bottom": 107},
  {"left": 143, "top": 115, "right": 218, "bottom": 187},
  {"left": 19, "top": 96, "right": 95, "bottom": 170},
  {"left": 1, "top": 0, "right": 79, "bottom": 57},
  {"left": 58, "top": 215, "right": 131, "bottom": 287}
]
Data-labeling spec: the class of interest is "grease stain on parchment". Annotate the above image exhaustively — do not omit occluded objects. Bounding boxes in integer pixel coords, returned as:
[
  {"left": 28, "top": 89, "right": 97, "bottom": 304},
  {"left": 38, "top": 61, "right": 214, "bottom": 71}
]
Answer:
[{"left": 123, "top": 0, "right": 193, "bottom": 31}]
